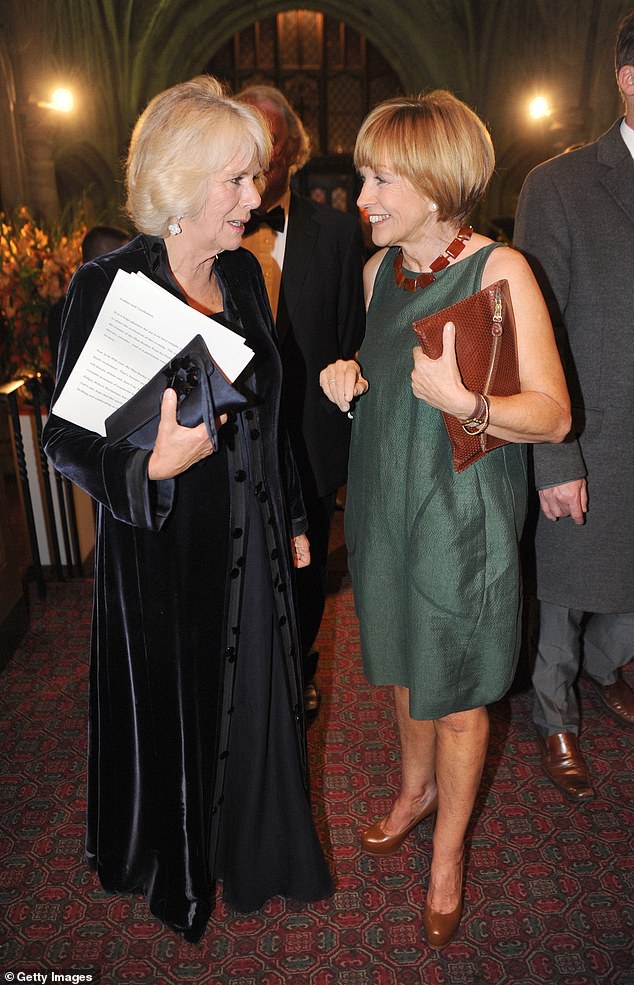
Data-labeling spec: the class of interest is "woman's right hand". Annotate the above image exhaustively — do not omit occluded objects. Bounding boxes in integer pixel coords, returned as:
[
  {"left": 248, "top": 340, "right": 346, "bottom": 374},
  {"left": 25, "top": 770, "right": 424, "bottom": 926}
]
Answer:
[
  {"left": 147, "top": 388, "right": 224, "bottom": 480},
  {"left": 320, "top": 359, "right": 368, "bottom": 413}
]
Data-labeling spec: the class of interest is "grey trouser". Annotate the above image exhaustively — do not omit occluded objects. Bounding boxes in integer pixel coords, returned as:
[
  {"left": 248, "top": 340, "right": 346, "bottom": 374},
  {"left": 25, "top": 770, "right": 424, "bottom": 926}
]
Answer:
[{"left": 532, "top": 602, "right": 634, "bottom": 735}]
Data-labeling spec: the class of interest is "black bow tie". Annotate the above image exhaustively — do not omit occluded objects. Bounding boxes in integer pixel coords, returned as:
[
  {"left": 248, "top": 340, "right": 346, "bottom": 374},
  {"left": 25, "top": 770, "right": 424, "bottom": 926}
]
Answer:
[{"left": 244, "top": 205, "right": 285, "bottom": 235}]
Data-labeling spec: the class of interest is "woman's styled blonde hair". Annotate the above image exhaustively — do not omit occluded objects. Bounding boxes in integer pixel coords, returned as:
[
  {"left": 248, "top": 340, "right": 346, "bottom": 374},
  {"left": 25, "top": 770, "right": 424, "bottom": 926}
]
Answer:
[
  {"left": 354, "top": 90, "right": 495, "bottom": 225},
  {"left": 126, "top": 75, "right": 272, "bottom": 236}
]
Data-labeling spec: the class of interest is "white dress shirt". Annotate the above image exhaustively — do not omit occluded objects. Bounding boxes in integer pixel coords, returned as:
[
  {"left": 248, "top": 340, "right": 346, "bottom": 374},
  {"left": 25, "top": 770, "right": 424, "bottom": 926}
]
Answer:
[{"left": 620, "top": 117, "right": 634, "bottom": 159}]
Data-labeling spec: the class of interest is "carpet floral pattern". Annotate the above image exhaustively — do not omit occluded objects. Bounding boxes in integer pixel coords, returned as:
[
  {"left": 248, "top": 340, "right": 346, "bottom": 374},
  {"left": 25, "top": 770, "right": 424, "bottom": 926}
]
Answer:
[{"left": 1, "top": 522, "right": 633, "bottom": 984}]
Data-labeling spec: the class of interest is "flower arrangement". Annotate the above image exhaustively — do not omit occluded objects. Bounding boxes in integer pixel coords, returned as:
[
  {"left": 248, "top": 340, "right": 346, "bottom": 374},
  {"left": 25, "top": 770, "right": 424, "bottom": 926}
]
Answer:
[{"left": 0, "top": 206, "right": 86, "bottom": 381}]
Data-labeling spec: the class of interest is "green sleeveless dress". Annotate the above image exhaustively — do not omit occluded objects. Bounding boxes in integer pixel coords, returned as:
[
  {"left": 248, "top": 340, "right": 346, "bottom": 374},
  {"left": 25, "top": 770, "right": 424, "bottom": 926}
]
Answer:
[{"left": 345, "top": 244, "right": 527, "bottom": 720}]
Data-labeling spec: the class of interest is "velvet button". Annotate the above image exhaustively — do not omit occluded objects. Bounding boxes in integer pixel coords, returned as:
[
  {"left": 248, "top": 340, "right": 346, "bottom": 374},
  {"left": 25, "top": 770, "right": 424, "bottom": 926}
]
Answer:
[
  {"left": 225, "top": 646, "right": 236, "bottom": 662},
  {"left": 230, "top": 567, "right": 240, "bottom": 579},
  {"left": 232, "top": 527, "right": 243, "bottom": 538},
  {"left": 250, "top": 429, "right": 260, "bottom": 440},
  {"left": 279, "top": 615, "right": 287, "bottom": 627},
  {"left": 234, "top": 469, "right": 247, "bottom": 482},
  {"left": 245, "top": 410, "right": 254, "bottom": 420}
]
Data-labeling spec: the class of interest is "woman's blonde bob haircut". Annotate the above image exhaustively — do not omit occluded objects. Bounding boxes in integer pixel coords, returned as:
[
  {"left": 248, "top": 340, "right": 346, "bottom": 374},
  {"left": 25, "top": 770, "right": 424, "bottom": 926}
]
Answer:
[
  {"left": 126, "top": 75, "right": 272, "bottom": 236},
  {"left": 354, "top": 90, "right": 495, "bottom": 225}
]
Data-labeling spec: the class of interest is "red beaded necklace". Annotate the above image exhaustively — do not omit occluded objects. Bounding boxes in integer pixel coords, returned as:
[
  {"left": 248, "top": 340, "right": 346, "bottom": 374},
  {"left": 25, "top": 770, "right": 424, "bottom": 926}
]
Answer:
[{"left": 394, "top": 226, "right": 473, "bottom": 292}]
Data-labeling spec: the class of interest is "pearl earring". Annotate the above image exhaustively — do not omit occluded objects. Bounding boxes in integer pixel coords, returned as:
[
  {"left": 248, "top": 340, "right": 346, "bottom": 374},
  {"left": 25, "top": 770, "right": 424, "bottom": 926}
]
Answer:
[
  {"left": 168, "top": 217, "right": 183, "bottom": 236},
  {"left": 430, "top": 203, "right": 439, "bottom": 213}
]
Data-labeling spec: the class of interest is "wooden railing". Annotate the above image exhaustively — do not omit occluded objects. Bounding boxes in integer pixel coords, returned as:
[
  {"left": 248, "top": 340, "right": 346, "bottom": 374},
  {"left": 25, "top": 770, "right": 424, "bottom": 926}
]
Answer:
[{"left": 0, "top": 376, "right": 85, "bottom": 599}]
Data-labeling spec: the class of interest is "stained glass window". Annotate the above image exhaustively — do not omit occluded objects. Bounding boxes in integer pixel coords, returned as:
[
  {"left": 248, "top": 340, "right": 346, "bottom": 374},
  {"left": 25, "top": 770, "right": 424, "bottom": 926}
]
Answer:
[{"left": 205, "top": 10, "right": 402, "bottom": 211}]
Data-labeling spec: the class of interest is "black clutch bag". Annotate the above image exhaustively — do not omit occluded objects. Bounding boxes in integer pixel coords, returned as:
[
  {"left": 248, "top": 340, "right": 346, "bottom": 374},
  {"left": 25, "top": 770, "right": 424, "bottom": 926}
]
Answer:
[{"left": 105, "top": 334, "right": 250, "bottom": 450}]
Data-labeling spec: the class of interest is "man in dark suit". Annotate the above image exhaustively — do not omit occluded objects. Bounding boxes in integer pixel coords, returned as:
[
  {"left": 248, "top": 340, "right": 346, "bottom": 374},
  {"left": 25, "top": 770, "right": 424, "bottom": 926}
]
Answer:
[
  {"left": 514, "top": 10, "right": 634, "bottom": 800},
  {"left": 237, "top": 85, "right": 365, "bottom": 715}
]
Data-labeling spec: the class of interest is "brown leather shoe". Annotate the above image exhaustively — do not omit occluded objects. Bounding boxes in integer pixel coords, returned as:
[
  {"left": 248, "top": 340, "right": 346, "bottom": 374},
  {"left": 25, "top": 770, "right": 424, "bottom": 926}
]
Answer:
[
  {"left": 361, "top": 796, "right": 438, "bottom": 856},
  {"left": 303, "top": 680, "right": 321, "bottom": 716},
  {"left": 591, "top": 672, "right": 634, "bottom": 726},
  {"left": 423, "top": 898, "right": 463, "bottom": 949},
  {"left": 538, "top": 731, "right": 594, "bottom": 801},
  {"left": 423, "top": 856, "right": 464, "bottom": 948}
]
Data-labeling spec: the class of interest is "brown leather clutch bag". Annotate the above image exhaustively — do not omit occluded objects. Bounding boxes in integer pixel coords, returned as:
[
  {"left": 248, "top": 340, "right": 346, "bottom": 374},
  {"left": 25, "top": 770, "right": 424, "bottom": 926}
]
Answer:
[{"left": 412, "top": 279, "right": 520, "bottom": 473}]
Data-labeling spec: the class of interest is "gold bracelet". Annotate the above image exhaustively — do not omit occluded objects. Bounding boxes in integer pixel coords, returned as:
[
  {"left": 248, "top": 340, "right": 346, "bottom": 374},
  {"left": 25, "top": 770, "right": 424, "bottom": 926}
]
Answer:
[
  {"left": 461, "top": 393, "right": 490, "bottom": 434},
  {"left": 459, "top": 392, "right": 483, "bottom": 426}
]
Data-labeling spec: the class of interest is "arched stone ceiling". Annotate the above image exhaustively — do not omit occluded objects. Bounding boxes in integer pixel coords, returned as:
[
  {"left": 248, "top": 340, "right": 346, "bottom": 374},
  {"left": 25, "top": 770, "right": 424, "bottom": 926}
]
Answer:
[
  {"left": 137, "top": 0, "right": 466, "bottom": 99},
  {"left": 4, "top": 0, "right": 632, "bottom": 220},
  {"left": 92, "top": 0, "right": 629, "bottom": 154}
]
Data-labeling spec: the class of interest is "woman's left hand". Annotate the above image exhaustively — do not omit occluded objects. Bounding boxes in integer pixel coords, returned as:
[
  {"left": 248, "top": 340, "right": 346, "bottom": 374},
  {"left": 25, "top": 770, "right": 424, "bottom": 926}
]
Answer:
[
  {"left": 320, "top": 359, "right": 368, "bottom": 413},
  {"left": 148, "top": 388, "right": 222, "bottom": 480},
  {"left": 411, "top": 322, "right": 474, "bottom": 419},
  {"left": 291, "top": 533, "right": 311, "bottom": 569}
]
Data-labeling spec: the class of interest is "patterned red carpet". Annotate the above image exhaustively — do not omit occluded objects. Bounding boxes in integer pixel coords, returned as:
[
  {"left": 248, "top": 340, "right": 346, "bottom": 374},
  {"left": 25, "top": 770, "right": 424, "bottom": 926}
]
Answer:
[{"left": 1, "top": 513, "right": 633, "bottom": 984}]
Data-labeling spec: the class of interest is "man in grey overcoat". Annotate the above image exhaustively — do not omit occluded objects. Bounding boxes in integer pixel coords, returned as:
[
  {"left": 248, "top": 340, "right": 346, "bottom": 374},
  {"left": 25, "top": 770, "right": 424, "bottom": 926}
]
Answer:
[{"left": 513, "top": 9, "right": 634, "bottom": 801}]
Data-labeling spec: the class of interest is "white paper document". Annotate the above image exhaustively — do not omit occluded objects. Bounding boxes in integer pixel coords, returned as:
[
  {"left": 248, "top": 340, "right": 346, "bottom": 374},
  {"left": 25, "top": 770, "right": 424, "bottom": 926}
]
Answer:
[{"left": 51, "top": 269, "right": 254, "bottom": 436}]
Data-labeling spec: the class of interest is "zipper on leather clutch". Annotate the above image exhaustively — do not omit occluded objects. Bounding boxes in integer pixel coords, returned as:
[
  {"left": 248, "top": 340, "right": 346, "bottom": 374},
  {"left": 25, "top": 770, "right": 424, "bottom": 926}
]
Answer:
[{"left": 480, "top": 285, "right": 504, "bottom": 450}]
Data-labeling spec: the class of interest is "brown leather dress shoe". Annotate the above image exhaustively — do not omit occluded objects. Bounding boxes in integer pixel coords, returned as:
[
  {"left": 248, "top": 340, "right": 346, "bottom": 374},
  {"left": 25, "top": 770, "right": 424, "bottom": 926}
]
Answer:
[
  {"left": 423, "top": 898, "right": 463, "bottom": 949},
  {"left": 303, "top": 680, "right": 321, "bottom": 716},
  {"left": 592, "top": 672, "right": 634, "bottom": 726},
  {"left": 360, "top": 796, "right": 438, "bottom": 856},
  {"left": 538, "top": 731, "right": 594, "bottom": 801}
]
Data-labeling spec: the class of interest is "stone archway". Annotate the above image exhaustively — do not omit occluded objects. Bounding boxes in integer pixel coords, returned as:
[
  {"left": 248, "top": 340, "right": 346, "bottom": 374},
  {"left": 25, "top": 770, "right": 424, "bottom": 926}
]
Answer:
[
  {"left": 48, "top": 1, "right": 429, "bottom": 221},
  {"left": 5, "top": 0, "right": 627, "bottom": 224},
  {"left": 42, "top": 1, "right": 426, "bottom": 220},
  {"left": 144, "top": 1, "right": 418, "bottom": 97}
]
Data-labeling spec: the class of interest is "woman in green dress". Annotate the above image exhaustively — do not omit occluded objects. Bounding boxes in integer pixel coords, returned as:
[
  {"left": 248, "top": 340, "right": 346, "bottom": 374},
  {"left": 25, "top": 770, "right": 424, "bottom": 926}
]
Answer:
[{"left": 320, "top": 91, "right": 570, "bottom": 948}]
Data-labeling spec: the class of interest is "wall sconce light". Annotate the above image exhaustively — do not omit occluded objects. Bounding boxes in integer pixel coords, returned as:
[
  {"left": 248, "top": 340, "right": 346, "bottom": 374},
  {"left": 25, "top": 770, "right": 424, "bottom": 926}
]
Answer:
[
  {"left": 36, "top": 87, "right": 74, "bottom": 113},
  {"left": 528, "top": 96, "right": 552, "bottom": 120}
]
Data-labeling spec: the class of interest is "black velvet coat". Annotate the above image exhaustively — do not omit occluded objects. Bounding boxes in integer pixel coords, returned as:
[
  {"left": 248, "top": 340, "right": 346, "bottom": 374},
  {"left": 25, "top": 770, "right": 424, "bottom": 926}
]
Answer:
[{"left": 43, "top": 235, "right": 325, "bottom": 941}]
